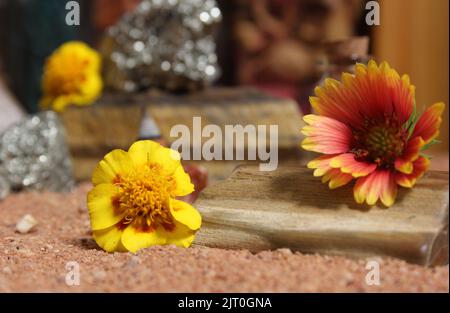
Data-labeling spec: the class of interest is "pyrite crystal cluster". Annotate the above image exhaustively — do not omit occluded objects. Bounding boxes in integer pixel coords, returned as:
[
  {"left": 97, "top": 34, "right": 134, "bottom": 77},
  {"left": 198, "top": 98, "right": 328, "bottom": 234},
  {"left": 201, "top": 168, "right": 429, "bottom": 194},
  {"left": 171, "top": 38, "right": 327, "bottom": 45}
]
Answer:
[
  {"left": 0, "top": 111, "right": 75, "bottom": 199},
  {"left": 102, "top": 0, "right": 222, "bottom": 92}
]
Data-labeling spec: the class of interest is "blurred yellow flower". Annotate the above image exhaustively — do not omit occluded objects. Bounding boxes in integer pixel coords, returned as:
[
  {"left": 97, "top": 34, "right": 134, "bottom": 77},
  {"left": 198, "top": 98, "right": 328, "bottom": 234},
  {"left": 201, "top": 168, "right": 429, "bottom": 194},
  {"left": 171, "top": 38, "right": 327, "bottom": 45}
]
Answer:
[
  {"left": 40, "top": 41, "right": 103, "bottom": 112},
  {"left": 87, "top": 140, "right": 201, "bottom": 253}
]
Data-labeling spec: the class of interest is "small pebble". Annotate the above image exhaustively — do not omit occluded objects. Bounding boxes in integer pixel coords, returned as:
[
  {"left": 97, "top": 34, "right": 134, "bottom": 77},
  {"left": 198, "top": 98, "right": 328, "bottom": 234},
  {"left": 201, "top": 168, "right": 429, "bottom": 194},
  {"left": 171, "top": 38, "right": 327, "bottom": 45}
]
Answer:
[
  {"left": 15, "top": 214, "right": 38, "bottom": 234},
  {"left": 277, "top": 248, "right": 293, "bottom": 255}
]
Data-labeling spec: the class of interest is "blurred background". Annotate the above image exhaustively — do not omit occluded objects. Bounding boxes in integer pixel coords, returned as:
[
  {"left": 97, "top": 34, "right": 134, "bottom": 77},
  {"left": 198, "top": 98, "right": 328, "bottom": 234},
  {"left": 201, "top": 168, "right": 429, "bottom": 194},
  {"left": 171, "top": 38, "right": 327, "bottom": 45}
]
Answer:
[{"left": 0, "top": 0, "right": 448, "bottom": 170}]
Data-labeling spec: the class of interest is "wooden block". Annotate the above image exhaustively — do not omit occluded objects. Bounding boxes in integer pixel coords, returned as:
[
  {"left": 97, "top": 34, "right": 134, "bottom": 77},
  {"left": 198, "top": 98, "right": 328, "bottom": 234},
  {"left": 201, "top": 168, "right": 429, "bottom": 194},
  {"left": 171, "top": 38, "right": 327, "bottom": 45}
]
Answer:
[
  {"left": 145, "top": 87, "right": 302, "bottom": 150},
  {"left": 60, "top": 87, "right": 304, "bottom": 181},
  {"left": 60, "top": 93, "right": 143, "bottom": 155},
  {"left": 193, "top": 165, "right": 449, "bottom": 266}
]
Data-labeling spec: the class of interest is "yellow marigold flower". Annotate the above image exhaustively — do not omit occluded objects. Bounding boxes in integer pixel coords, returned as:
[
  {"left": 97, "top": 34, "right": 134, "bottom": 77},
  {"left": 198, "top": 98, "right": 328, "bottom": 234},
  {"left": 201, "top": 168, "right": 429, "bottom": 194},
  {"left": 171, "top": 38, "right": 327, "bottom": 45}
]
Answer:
[
  {"left": 301, "top": 60, "right": 445, "bottom": 207},
  {"left": 40, "top": 41, "right": 103, "bottom": 112},
  {"left": 87, "top": 140, "right": 201, "bottom": 253}
]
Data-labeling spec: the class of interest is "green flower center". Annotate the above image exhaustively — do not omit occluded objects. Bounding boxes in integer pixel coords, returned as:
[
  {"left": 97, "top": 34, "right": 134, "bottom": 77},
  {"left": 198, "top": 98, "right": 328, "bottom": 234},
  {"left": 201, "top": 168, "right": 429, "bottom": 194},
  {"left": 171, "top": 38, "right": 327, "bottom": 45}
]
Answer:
[{"left": 351, "top": 117, "right": 407, "bottom": 168}]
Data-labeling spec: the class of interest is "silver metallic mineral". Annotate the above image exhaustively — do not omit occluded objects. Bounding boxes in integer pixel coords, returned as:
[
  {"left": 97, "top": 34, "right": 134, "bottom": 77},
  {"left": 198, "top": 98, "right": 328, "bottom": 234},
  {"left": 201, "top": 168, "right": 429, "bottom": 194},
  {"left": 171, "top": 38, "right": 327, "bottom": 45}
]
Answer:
[
  {"left": 0, "top": 173, "right": 10, "bottom": 200},
  {"left": 0, "top": 111, "right": 75, "bottom": 193},
  {"left": 101, "top": 0, "right": 222, "bottom": 92}
]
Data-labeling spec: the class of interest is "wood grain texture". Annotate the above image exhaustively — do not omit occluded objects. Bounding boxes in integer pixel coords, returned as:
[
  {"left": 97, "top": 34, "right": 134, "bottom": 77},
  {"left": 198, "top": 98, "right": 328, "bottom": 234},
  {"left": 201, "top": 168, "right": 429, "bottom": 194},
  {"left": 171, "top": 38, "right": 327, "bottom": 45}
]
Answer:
[
  {"left": 60, "top": 96, "right": 143, "bottom": 156},
  {"left": 146, "top": 87, "right": 302, "bottom": 150},
  {"left": 194, "top": 165, "right": 449, "bottom": 266},
  {"left": 60, "top": 87, "right": 304, "bottom": 181}
]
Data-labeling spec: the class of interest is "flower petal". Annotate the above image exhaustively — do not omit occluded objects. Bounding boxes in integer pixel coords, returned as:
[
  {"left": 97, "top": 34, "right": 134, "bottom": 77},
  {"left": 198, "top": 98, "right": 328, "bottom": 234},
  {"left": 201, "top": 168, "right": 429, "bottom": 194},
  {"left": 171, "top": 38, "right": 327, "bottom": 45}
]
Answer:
[
  {"left": 40, "top": 41, "right": 102, "bottom": 112},
  {"left": 92, "top": 225, "right": 127, "bottom": 253},
  {"left": 128, "top": 140, "right": 163, "bottom": 166},
  {"left": 403, "top": 136, "right": 425, "bottom": 161},
  {"left": 92, "top": 149, "right": 133, "bottom": 185},
  {"left": 121, "top": 225, "right": 166, "bottom": 253},
  {"left": 395, "top": 156, "right": 430, "bottom": 188},
  {"left": 394, "top": 158, "right": 414, "bottom": 175},
  {"left": 354, "top": 170, "right": 397, "bottom": 207},
  {"left": 171, "top": 166, "right": 195, "bottom": 197},
  {"left": 128, "top": 140, "right": 181, "bottom": 175},
  {"left": 380, "top": 172, "right": 398, "bottom": 207},
  {"left": 307, "top": 154, "right": 337, "bottom": 177},
  {"left": 321, "top": 168, "right": 354, "bottom": 189},
  {"left": 301, "top": 115, "right": 352, "bottom": 154},
  {"left": 330, "top": 153, "right": 377, "bottom": 177},
  {"left": 170, "top": 199, "right": 202, "bottom": 230},
  {"left": 311, "top": 60, "right": 414, "bottom": 129},
  {"left": 87, "top": 183, "right": 124, "bottom": 230},
  {"left": 412, "top": 102, "right": 445, "bottom": 144},
  {"left": 158, "top": 221, "right": 196, "bottom": 248},
  {"left": 394, "top": 136, "right": 425, "bottom": 174},
  {"left": 353, "top": 173, "right": 372, "bottom": 204}
]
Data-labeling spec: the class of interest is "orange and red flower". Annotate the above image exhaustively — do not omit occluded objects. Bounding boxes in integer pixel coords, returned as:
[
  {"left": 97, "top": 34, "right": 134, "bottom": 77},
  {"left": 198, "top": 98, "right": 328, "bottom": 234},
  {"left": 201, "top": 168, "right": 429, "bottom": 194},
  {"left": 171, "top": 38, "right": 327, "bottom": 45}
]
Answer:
[{"left": 301, "top": 60, "right": 445, "bottom": 207}]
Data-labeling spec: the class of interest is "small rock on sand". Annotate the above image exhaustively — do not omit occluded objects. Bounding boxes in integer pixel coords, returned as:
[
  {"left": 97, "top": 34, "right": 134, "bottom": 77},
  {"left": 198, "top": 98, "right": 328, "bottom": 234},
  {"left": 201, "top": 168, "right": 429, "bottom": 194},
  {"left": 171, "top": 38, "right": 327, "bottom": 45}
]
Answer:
[{"left": 15, "top": 214, "right": 38, "bottom": 234}]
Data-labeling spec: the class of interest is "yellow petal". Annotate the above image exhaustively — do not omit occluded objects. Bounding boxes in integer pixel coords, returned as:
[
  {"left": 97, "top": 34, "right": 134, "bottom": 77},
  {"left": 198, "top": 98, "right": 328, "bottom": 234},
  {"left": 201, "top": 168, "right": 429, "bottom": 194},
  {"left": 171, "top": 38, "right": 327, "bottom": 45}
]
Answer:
[
  {"left": 128, "top": 140, "right": 181, "bottom": 175},
  {"left": 79, "top": 74, "right": 102, "bottom": 101},
  {"left": 394, "top": 159, "right": 413, "bottom": 174},
  {"left": 300, "top": 137, "right": 316, "bottom": 151},
  {"left": 353, "top": 176, "right": 371, "bottom": 204},
  {"left": 152, "top": 146, "right": 181, "bottom": 174},
  {"left": 380, "top": 182, "right": 397, "bottom": 207},
  {"left": 92, "top": 149, "right": 133, "bottom": 185},
  {"left": 52, "top": 96, "right": 71, "bottom": 112},
  {"left": 355, "top": 63, "right": 367, "bottom": 76},
  {"left": 171, "top": 166, "right": 195, "bottom": 197},
  {"left": 170, "top": 199, "right": 202, "bottom": 230},
  {"left": 121, "top": 225, "right": 166, "bottom": 253},
  {"left": 313, "top": 167, "right": 329, "bottom": 177},
  {"left": 341, "top": 72, "right": 355, "bottom": 87},
  {"left": 87, "top": 184, "right": 123, "bottom": 230},
  {"left": 300, "top": 125, "right": 314, "bottom": 136},
  {"left": 92, "top": 225, "right": 127, "bottom": 253},
  {"left": 309, "top": 96, "right": 320, "bottom": 111},
  {"left": 328, "top": 172, "right": 353, "bottom": 189},
  {"left": 159, "top": 221, "right": 196, "bottom": 248},
  {"left": 128, "top": 140, "right": 163, "bottom": 167}
]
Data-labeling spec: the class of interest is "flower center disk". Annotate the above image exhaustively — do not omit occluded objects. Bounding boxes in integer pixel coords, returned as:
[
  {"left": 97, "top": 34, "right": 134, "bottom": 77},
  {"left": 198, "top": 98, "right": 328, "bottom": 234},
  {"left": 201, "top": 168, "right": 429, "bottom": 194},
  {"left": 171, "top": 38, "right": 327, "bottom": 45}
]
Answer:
[
  {"left": 113, "top": 163, "right": 174, "bottom": 232},
  {"left": 352, "top": 118, "right": 407, "bottom": 168}
]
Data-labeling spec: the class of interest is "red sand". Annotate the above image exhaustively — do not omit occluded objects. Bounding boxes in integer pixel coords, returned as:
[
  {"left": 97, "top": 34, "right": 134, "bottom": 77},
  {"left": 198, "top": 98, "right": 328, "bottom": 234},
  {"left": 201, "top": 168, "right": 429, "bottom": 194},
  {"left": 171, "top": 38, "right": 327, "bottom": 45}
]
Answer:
[{"left": 0, "top": 184, "right": 448, "bottom": 292}]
